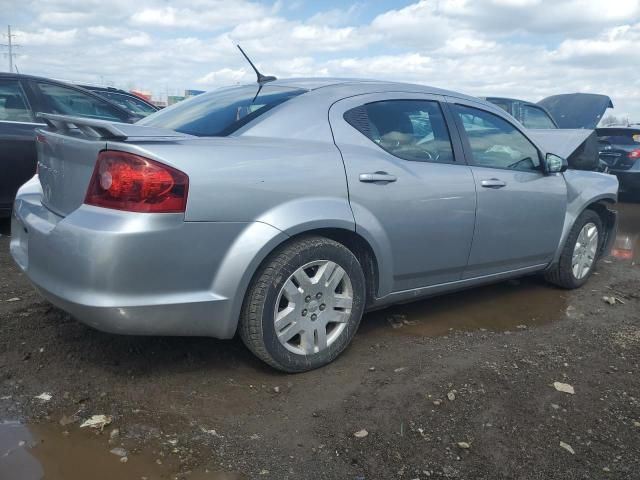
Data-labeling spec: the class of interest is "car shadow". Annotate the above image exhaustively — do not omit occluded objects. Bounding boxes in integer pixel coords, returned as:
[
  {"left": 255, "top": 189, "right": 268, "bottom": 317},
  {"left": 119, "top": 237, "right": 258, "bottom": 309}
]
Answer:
[{"left": 0, "top": 218, "right": 10, "bottom": 237}]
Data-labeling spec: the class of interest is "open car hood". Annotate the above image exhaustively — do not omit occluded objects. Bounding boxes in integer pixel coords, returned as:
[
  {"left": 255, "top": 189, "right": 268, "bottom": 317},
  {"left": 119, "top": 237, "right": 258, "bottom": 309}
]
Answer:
[
  {"left": 527, "top": 128, "right": 592, "bottom": 158},
  {"left": 537, "top": 93, "right": 613, "bottom": 129}
]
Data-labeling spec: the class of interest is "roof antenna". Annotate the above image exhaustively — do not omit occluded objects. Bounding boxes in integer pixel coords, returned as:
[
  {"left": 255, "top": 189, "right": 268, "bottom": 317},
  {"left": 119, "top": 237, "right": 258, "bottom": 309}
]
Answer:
[{"left": 237, "top": 45, "right": 276, "bottom": 84}]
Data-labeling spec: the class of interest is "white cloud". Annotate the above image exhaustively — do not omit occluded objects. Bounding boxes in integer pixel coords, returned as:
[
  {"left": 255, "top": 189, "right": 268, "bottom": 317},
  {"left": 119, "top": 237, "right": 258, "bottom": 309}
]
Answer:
[
  {"left": 439, "top": 0, "right": 640, "bottom": 35},
  {"left": 196, "top": 67, "right": 248, "bottom": 85},
  {"left": 87, "top": 26, "right": 129, "bottom": 38},
  {"left": 37, "top": 11, "right": 91, "bottom": 25},
  {"left": 15, "top": 28, "right": 78, "bottom": 46},
  {"left": 369, "top": 1, "right": 451, "bottom": 48},
  {"left": 121, "top": 32, "right": 152, "bottom": 47},
  {"left": 129, "top": 1, "right": 271, "bottom": 30}
]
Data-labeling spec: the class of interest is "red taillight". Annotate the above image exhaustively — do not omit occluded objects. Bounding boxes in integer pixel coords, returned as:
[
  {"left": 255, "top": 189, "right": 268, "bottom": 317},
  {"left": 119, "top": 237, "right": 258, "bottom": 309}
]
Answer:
[
  {"left": 628, "top": 149, "right": 640, "bottom": 159},
  {"left": 612, "top": 248, "right": 634, "bottom": 260},
  {"left": 85, "top": 151, "right": 188, "bottom": 213}
]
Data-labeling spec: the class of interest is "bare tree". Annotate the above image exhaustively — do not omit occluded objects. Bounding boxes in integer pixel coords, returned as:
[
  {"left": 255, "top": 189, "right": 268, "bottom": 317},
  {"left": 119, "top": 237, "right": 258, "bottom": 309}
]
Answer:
[{"left": 601, "top": 115, "right": 629, "bottom": 127}]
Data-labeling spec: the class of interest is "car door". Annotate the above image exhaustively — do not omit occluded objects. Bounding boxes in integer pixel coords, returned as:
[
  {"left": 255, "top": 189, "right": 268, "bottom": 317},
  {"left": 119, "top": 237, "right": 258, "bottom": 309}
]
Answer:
[
  {"left": 446, "top": 98, "right": 567, "bottom": 278},
  {"left": 329, "top": 93, "right": 477, "bottom": 295},
  {"left": 0, "top": 78, "right": 41, "bottom": 213}
]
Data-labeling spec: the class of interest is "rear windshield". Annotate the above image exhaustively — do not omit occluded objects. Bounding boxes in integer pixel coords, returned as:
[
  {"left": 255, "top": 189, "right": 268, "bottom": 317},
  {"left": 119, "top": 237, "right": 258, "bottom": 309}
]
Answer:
[
  {"left": 139, "top": 85, "right": 306, "bottom": 136},
  {"left": 596, "top": 129, "right": 640, "bottom": 145}
]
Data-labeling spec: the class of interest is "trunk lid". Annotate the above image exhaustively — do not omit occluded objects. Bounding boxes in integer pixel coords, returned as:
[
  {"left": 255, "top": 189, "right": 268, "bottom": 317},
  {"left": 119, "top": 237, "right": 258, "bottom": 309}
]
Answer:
[
  {"left": 36, "top": 114, "right": 191, "bottom": 217},
  {"left": 537, "top": 93, "right": 613, "bottom": 129}
]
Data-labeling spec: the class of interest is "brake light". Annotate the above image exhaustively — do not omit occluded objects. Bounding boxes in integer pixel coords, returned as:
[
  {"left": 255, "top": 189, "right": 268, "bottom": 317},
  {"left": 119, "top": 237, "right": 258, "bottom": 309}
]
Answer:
[
  {"left": 85, "top": 151, "right": 188, "bottom": 213},
  {"left": 628, "top": 149, "right": 640, "bottom": 159}
]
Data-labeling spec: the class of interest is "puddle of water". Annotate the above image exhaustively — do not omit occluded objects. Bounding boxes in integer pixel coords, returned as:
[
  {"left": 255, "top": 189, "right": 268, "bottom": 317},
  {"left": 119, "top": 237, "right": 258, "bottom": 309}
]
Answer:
[
  {"left": 612, "top": 202, "right": 640, "bottom": 265},
  {"left": 360, "top": 201, "right": 640, "bottom": 338},
  {"left": 0, "top": 421, "right": 243, "bottom": 480},
  {"left": 360, "top": 277, "right": 568, "bottom": 337}
]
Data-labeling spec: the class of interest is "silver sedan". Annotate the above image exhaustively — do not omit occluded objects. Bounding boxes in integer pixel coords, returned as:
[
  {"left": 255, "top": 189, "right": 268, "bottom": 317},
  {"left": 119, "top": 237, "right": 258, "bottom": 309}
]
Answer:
[{"left": 10, "top": 78, "right": 618, "bottom": 371}]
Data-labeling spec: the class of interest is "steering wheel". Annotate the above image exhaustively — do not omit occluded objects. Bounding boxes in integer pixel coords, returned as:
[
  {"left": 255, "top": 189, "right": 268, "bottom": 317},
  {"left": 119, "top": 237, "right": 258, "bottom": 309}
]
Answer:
[{"left": 424, "top": 150, "right": 441, "bottom": 163}]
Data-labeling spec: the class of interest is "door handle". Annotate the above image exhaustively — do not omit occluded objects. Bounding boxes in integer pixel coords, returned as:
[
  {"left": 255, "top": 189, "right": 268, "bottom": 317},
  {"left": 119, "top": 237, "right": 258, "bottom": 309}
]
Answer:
[
  {"left": 359, "top": 172, "right": 397, "bottom": 183},
  {"left": 480, "top": 178, "right": 507, "bottom": 189}
]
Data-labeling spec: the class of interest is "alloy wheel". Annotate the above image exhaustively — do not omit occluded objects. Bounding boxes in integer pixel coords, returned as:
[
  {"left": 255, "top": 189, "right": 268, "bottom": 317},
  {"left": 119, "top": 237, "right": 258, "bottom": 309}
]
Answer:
[
  {"left": 273, "top": 260, "right": 353, "bottom": 355},
  {"left": 572, "top": 222, "right": 599, "bottom": 280}
]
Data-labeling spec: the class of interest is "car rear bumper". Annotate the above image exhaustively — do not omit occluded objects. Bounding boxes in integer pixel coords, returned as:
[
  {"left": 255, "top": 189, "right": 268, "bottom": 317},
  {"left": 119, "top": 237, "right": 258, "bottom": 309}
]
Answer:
[{"left": 9, "top": 179, "right": 286, "bottom": 338}]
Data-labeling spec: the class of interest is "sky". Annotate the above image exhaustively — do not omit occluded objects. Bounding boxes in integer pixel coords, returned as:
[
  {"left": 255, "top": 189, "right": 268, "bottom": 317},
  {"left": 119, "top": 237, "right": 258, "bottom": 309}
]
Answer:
[{"left": 2, "top": 0, "right": 640, "bottom": 119}]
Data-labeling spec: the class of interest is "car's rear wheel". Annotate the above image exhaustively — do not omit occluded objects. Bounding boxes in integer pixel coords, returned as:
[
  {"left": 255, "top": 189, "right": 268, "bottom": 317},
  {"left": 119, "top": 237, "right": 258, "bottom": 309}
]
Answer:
[
  {"left": 545, "top": 209, "right": 603, "bottom": 289},
  {"left": 239, "top": 236, "right": 366, "bottom": 372}
]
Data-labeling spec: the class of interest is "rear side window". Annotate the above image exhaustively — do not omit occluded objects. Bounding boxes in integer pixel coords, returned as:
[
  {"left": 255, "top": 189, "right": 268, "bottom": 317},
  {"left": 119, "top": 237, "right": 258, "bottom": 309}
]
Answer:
[
  {"left": 344, "top": 100, "right": 455, "bottom": 163},
  {"left": 454, "top": 104, "right": 541, "bottom": 172},
  {"left": 0, "top": 79, "right": 32, "bottom": 122},
  {"left": 35, "top": 82, "right": 128, "bottom": 121},
  {"left": 139, "top": 85, "right": 306, "bottom": 136},
  {"left": 521, "top": 104, "right": 556, "bottom": 129}
]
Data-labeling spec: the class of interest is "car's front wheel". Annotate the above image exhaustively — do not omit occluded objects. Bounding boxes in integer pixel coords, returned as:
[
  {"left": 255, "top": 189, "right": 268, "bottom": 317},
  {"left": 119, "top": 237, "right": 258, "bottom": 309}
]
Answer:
[
  {"left": 239, "top": 236, "right": 366, "bottom": 372},
  {"left": 545, "top": 209, "right": 603, "bottom": 289}
]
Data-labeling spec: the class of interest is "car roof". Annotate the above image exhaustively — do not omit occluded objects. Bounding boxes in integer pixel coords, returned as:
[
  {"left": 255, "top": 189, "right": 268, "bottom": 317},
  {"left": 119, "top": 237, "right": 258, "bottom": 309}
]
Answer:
[
  {"left": 77, "top": 84, "right": 127, "bottom": 93},
  {"left": 483, "top": 96, "right": 540, "bottom": 107},
  {"left": 0, "top": 72, "right": 135, "bottom": 118},
  {"left": 596, "top": 126, "right": 640, "bottom": 131},
  {"left": 0, "top": 72, "right": 75, "bottom": 83},
  {"left": 228, "top": 77, "right": 486, "bottom": 104}
]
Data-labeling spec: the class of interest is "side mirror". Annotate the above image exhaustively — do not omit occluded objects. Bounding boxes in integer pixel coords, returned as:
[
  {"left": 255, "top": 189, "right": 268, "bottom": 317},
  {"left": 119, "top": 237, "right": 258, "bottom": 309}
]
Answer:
[{"left": 545, "top": 153, "right": 568, "bottom": 173}]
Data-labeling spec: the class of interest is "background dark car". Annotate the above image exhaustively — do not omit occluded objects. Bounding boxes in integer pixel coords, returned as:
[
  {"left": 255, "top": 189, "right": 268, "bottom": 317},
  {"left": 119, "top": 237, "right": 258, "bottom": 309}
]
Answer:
[
  {"left": 484, "top": 97, "right": 558, "bottom": 129},
  {"left": 485, "top": 94, "right": 613, "bottom": 172},
  {"left": 596, "top": 127, "right": 640, "bottom": 192},
  {"left": 0, "top": 73, "right": 137, "bottom": 217},
  {"left": 77, "top": 84, "right": 159, "bottom": 118}
]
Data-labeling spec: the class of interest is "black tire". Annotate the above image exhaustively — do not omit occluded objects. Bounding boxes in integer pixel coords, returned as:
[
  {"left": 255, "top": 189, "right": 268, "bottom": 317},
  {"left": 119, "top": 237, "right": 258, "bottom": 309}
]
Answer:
[
  {"left": 544, "top": 209, "right": 603, "bottom": 289},
  {"left": 239, "top": 236, "right": 366, "bottom": 372}
]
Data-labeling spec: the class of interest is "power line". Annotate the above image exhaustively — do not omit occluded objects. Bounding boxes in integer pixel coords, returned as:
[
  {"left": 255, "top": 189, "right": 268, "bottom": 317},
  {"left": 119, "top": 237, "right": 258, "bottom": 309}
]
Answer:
[{"left": 1, "top": 25, "right": 20, "bottom": 73}]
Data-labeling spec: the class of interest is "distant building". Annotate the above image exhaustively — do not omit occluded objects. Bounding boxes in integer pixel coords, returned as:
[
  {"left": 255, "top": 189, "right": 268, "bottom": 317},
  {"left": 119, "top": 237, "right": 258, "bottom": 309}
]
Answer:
[
  {"left": 168, "top": 95, "right": 186, "bottom": 106},
  {"left": 185, "top": 89, "right": 205, "bottom": 97}
]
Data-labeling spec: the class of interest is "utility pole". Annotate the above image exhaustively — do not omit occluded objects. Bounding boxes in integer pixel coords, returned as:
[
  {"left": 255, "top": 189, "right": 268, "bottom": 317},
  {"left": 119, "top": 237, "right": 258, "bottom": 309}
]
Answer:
[{"left": 1, "top": 25, "right": 19, "bottom": 73}]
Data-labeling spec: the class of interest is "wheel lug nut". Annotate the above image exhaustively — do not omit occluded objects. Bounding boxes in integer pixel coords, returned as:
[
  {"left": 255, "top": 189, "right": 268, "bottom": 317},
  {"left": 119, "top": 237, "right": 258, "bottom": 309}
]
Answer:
[
  {"left": 316, "top": 292, "right": 323, "bottom": 299},
  {"left": 319, "top": 304, "right": 326, "bottom": 311},
  {"left": 302, "top": 309, "right": 308, "bottom": 316},
  {"left": 305, "top": 296, "right": 311, "bottom": 303},
  {"left": 311, "top": 314, "right": 317, "bottom": 321}
]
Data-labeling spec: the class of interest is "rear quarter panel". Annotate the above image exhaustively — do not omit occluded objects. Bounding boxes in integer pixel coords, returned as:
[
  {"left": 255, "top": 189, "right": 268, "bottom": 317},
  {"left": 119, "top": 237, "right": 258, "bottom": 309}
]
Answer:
[{"left": 107, "top": 136, "right": 352, "bottom": 228}]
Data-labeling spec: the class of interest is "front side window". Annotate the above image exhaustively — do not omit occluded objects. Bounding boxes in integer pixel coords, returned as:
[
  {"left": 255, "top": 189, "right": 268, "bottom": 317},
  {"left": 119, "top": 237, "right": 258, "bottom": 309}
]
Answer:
[
  {"left": 0, "top": 79, "right": 32, "bottom": 122},
  {"left": 344, "top": 100, "right": 455, "bottom": 163},
  {"left": 34, "top": 82, "right": 128, "bottom": 121},
  {"left": 140, "top": 85, "right": 306, "bottom": 136},
  {"left": 454, "top": 104, "right": 541, "bottom": 172},
  {"left": 521, "top": 104, "right": 557, "bottom": 129}
]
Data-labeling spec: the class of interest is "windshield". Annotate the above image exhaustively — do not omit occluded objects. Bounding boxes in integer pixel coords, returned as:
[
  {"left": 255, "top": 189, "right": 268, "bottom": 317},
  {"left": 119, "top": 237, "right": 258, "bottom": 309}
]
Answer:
[
  {"left": 98, "top": 91, "right": 157, "bottom": 116},
  {"left": 139, "top": 85, "right": 307, "bottom": 136}
]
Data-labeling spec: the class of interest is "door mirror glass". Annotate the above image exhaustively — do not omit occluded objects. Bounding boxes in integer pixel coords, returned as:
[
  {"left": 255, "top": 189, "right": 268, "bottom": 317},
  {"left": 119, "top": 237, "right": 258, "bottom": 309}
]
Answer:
[{"left": 545, "top": 153, "right": 568, "bottom": 173}]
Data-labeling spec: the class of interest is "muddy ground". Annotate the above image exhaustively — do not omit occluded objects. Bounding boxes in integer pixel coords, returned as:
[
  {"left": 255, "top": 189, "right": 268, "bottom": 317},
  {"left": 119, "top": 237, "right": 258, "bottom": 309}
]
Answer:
[{"left": 0, "top": 198, "right": 639, "bottom": 480}]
